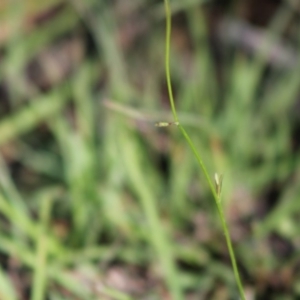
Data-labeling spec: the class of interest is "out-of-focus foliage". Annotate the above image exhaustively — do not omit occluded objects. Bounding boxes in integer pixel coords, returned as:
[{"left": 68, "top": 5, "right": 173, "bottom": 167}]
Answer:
[{"left": 0, "top": 0, "right": 300, "bottom": 299}]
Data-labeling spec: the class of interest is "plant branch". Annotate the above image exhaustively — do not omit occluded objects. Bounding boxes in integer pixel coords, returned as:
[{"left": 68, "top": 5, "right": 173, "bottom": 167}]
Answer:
[{"left": 163, "top": 1, "right": 246, "bottom": 299}]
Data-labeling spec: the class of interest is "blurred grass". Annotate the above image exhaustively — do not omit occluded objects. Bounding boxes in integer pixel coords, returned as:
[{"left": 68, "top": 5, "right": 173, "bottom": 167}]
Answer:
[{"left": 0, "top": 0, "right": 300, "bottom": 299}]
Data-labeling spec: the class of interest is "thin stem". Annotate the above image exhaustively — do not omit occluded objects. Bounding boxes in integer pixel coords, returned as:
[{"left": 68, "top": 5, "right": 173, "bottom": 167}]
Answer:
[
  {"left": 164, "top": 0, "right": 179, "bottom": 123},
  {"left": 163, "top": 1, "right": 246, "bottom": 299}
]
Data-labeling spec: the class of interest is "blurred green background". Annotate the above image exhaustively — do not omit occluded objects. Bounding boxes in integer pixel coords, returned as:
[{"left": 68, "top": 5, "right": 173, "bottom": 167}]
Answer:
[{"left": 1, "top": 0, "right": 300, "bottom": 299}]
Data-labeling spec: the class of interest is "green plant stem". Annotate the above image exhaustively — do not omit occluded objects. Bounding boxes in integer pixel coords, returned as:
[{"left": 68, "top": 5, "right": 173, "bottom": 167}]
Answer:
[
  {"left": 164, "top": 0, "right": 179, "bottom": 123},
  {"left": 163, "top": 1, "right": 246, "bottom": 299}
]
